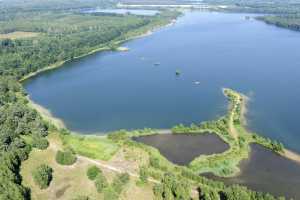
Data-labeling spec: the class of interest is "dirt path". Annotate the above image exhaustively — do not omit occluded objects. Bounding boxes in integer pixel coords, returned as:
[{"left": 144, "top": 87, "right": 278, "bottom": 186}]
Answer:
[
  {"left": 77, "top": 156, "right": 160, "bottom": 184},
  {"left": 77, "top": 156, "right": 198, "bottom": 196},
  {"left": 48, "top": 136, "right": 200, "bottom": 197},
  {"left": 228, "top": 104, "right": 239, "bottom": 140},
  {"left": 47, "top": 139, "right": 159, "bottom": 183}
]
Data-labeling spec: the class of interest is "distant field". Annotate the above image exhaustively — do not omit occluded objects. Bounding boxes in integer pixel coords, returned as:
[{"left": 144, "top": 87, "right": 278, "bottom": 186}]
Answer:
[{"left": 0, "top": 31, "right": 40, "bottom": 39}]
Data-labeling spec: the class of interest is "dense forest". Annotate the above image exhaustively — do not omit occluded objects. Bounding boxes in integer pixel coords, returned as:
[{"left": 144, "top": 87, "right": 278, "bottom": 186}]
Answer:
[
  {"left": 0, "top": 0, "right": 115, "bottom": 12},
  {"left": 0, "top": 76, "right": 49, "bottom": 199},
  {"left": 0, "top": 10, "right": 179, "bottom": 79},
  {"left": 200, "top": 0, "right": 300, "bottom": 14},
  {"left": 257, "top": 15, "right": 300, "bottom": 32}
]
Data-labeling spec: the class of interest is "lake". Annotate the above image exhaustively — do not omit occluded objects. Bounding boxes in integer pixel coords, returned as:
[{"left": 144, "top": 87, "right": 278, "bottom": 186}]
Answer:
[
  {"left": 24, "top": 11, "right": 300, "bottom": 154},
  {"left": 204, "top": 144, "right": 300, "bottom": 199},
  {"left": 132, "top": 133, "right": 229, "bottom": 165}
]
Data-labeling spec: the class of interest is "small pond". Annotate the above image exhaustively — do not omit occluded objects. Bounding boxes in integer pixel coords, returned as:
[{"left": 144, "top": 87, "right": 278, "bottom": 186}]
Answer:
[
  {"left": 204, "top": 144, "right": 300, "bottom": 199},
  {"left": 133, "top": 133, "right": 229, "bottom": 165}
]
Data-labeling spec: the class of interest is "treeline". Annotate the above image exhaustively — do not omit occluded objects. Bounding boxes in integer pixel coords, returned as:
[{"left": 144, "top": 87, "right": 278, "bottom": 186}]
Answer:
[
  {"left": 257, "top": 15, "right": 300, "bottom": 32},
  {"left": 0, "top": 7, "right": 178, "bottom": 199},
  {"left": 0, "top": 76, "right": 49, "bottom": 199},
  {"left": 0, "top": 13, "right": 148, "bottom": 78},
  {"left": 0, "top": 0, "right": 114, "bottom": 17},
  {"left": 0, "top": 11, "right": 178, "bottom": 79},
  {"left": 201, "top": 0, "right": 300, "bottom": 14},
  {"left": 153, "top": 170, "right": 287, "bottom": 200}
]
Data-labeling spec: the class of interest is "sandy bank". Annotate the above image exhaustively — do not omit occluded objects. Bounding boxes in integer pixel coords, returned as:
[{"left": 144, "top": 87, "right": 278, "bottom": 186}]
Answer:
[
  {"left": 282, "top": 149, "right": 300, "bottom": 164},
  {"left": 27, "top": 96, "right": 66, "bottom": 129}
]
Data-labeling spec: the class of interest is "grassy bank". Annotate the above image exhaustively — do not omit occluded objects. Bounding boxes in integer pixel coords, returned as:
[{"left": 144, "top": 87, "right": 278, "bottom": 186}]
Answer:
[{"left": 60, "top": 133, "right": 119, "bottom": 161}]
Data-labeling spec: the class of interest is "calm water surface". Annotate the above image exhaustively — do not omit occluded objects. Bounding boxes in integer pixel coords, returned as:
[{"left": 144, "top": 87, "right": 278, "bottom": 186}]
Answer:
[
  {"left": 204, "top": 144, "right": 300, "bottom": 199},
  {"left": 24, "top": 11, "right": 300, "bottom": 153},
  {"left": 133, "top": 133, "right": 229, "bottom": 165}
]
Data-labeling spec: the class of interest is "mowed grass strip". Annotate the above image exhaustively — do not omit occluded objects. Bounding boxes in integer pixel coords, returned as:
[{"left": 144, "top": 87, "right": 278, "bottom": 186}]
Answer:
[
  {"left": 62, "top": 134, "right": 120, "bottom": 161},
  {"left": 0, "top": 31, "right": 40, "bottom": 39}
]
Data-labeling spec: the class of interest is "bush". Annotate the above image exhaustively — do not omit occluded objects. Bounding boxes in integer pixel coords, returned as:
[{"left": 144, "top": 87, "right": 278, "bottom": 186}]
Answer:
[
  {"left": 87, "top": 165, "right": 101, "bottom": 180},
  {"left": 139, "top": 166, "right": 149, "bottom": 184},
  {"left": 103, "top": 187, "right": 118, "bottom": 200},
  {"left": 32, "top": 136, "right": 49, "bottom": 150},
  {"left": 224, "top": 185, "right": 251, "bottom": 200},
  {"left": 32, "top": 164, "right": 53, "bottom": 189},
  {"left": 95, "top": 173, "right": 108, "bottom": 193},
  {"left": 72, "top": 196, "right": 90, "bottom": 200},
  {"left": 149, "top": 156, "right": 160, "bottom": 168},
  {"left": 107, "top": 130, "right": 128, "bottom": 142},
  {"left": 112, "top": 173, "right": 130, "bottom": 194},
  {"left": 55, "top": 150, "right": 77, "bottom": 165},
  {"left": 153, "top": 173, "right": 191, "bottom": 200}
]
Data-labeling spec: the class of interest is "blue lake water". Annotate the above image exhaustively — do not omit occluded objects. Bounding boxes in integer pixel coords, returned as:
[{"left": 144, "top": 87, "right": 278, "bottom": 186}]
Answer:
[{"left": 24, "top": 11, "right": 300, "bottom": 153}]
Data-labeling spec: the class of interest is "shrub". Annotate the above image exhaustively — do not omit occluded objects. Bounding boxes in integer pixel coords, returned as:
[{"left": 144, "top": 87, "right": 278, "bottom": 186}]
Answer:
[
  {"left": 103, "top": 187, "right": 118, "bottom": 200},
  {"left": 72, "top": 196, "right": 90, "bottom": 200},
  {"left": 95, "top": 173, "right": 108, "bottom": 193},
  {"left": 153, "top": 173, "right": 191, "bottom": 200},
  {"left": 32, "top": 164, "right": 53, "bottom": 189},
  {"left": 118, "top": 172, "right": 130, "bottom": 184},
  {"left": 87, "top": 165, "right": 101, "bottom": 180},
  {"left": 32, "top": 136, "right": 49, "bottom": 150},
  {"left": 139, "top": 166, "right": 149, "bottom": 184},
  {"left": 107, "top": 130, "right": 128, "bottom": 142},
  {"left": 112, "top": 172, "right": 130, "bottom": 194},
  {"left": 149, "top": 156, "right": 160, "bottom": 168},
  {"left": 153, "top": 184, "right": 163, "bottom": 199},
  {"left": 224, "top": 185, "right": 251, "bottom": 200},
  {"left": 55, "top": 150, "right": 77, "bottom": 165}
]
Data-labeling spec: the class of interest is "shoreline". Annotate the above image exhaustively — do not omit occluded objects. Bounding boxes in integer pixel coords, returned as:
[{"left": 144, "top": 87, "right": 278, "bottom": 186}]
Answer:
[
  {"left": 20, "top": 17, "right": 177, "bottom": 83},
  {"left": 235, "top": 91, "right": 300, "bottom": 164},
  {"left": 282, "top": 149, "right": 300, "bottom": 164},
  {"left": 20, "top": 46, "right": 109, "bottom": 82},
  {"left": 26, "top": 96, "right": 66, "bottom": 130},
  {"left": 235, "top": 90, "right": 300, "bottom": 165}
]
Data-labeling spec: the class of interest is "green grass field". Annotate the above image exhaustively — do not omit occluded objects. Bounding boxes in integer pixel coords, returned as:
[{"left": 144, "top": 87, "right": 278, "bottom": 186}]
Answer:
[{"left": 61, "top": 134, "right": 120, "bottom": 161}]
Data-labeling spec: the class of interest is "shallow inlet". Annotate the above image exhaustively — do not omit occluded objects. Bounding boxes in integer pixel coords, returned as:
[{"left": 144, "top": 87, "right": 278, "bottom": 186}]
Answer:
[
  {"left": 132, "top": 133, "right": 229, "bottom": 165},
  {"left": 204, "top": 144, "right": 300, "bottom": 199}
]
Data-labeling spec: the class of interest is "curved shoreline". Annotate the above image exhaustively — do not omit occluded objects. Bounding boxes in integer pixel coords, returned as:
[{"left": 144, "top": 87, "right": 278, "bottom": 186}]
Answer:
[
  {"left": 27, "top": 96, "right": 66, "bottom": 130},
  {"left": 282, "top": 149, "right": 300, "bottom": 164},
  {"left": 20, "top": 17, "right": 177, "bottom": 83},
  {"left": 234, "top": 91, "right": 300, "bottom": 164},
  {"left": 228, "top": 89, "right": 300, "bottom": 165}
]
